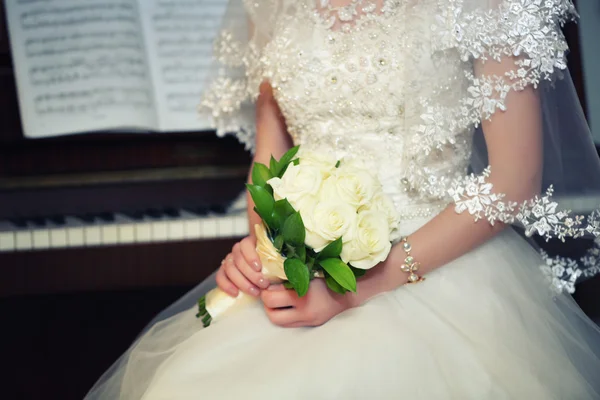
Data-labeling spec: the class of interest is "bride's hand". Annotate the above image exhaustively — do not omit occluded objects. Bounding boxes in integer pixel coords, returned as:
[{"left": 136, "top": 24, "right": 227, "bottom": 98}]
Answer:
[
  {"left": 261, "top": 280, "right": 353, "bottom": 328},
  {"left": 216, "top": 236, "right": 270, "bottom": 297}
]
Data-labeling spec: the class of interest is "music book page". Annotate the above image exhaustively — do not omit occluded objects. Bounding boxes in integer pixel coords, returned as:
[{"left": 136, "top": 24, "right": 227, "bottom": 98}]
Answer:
[{"left": 4, "top": 0, "right": 227, "bottom": 138}]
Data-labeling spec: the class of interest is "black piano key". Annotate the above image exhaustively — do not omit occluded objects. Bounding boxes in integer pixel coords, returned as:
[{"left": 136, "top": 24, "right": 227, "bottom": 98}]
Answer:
[
  {"left": 8, "top": 218, "right": 28, "bottom": 228},
  {"left": 30, "top": 217, "right": 47, "bottom": 227},
  {"left": 97, "top": 212, "right": 115, "bottom": 222},
  {"left": 209, "top": 204, "right": 226, "bottom": 214},
  {"left": 48, "top": 215, "right": 66, "bottom": 226},
  {"left": 185, "top": 206, "right": 209, "bottom": 216},
  {"left": 163, "top": 208, "right": 180, "bottom": 218},
  {"left": 76, "top": 213, "right": 97, "bottom": 223},
  {"left": 144, "top": 208, "right": 163, "bottom": 219},
  {"left": 123, "top": 210, "right": 145, "bottom": 221}
]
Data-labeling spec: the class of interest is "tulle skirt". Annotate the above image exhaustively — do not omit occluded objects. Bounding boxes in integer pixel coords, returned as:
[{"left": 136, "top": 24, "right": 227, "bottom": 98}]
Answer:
[{"left": 85, "top": 218, "right": 600, "bottom": 399}]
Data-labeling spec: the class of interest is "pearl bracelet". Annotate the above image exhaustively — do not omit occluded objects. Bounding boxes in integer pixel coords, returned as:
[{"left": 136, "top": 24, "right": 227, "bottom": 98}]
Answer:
[{"left": 400, "top": 237, "right": 425, "bottom": 284}]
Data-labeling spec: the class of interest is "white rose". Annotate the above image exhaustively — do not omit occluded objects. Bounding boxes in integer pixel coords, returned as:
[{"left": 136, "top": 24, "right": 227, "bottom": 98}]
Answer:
[
  {"left": 320, "top": 167, "right": 378, "bottom": 209},
  {"left": 297, "top": 149, "right": 337, "bottom": 177},
  {"left": 291, "top": 194, "right": 319, "bottom": 228},
  {"left": 305, "top": 201, "right": 357, "bottom": 252},
  {"left": 254, "top": 223, "right": 287, "bottom": 281},
  {"left": 341, "top": 210, "right": 391, "bottom": 270},
  {"left": 360, "top": 190, "right": 400, "bottom": 235},
  {"left": 267, "top": 163, "right": 323, "bottom": 204}
]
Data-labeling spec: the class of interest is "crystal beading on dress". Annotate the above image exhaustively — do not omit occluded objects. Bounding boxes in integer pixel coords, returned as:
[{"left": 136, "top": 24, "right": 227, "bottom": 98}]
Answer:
[{"left": 199, "top": 0, "right": 600, "bottom": 288}]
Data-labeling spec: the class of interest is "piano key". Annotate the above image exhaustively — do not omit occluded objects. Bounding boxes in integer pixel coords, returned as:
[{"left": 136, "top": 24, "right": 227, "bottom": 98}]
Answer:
[
  {"left": 135, "top": 222, "right": 153, "bottom": 243},
  {"left": 85, "top": 225, "right": 103, "bottom": 246},
  {"left": 163, "top": 208, "right": 180, "bottom": 218},
  {"left": 30, "top": 217, "right": 47, "bottom": 227},
  {"left": 48, "top": 215, "right": 66, "bottom": 226},
  {"left": 145, "top": 209, "right": 163, "bottom": 219},
  {"left": 123, "top": 210, "right": 145, "bottom": 221},
  {"left": 65, "top": 217, "right": 85, "bottom": 248},
  {"left": 76, "top": 213, "right": 97, "bottom": 223},
  {"left": 152, "top": 220, "right": 170, "bottom": 241},
  {"left": 97, "top": 212, "right": 115, "bottom": 222},
  {"left": 50, "top": 228, "right": 68, "bottom": 248},
  {"left": 32, "top": 229, "right": 51, "bottom": 249},
  {"left": 15, "top": 230, "right": 33, "bottom": 250},
  {"left": 8, "top": 218, "right": 28, "bottom": 228},
  {"left": 0, "top": 232, "right": 15, "bottom": 251}
]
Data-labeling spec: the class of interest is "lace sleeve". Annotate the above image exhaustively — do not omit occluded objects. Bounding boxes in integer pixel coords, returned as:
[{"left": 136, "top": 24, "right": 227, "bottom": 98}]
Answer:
[
  {"left": 428, "top": 0, "right": 600, "bottom": 240},
  {"left": 198, "top": 0, "right": 280, "bottom": 153}
]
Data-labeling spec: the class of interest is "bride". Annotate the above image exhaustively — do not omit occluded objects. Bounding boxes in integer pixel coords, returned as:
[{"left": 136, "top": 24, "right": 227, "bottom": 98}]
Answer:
[{"left": 87, "top": 0, "right": 600, "bottom": 398}]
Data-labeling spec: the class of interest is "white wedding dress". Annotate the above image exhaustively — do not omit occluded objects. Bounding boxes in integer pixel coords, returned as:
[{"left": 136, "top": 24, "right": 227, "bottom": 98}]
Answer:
[{"left": 86, "top": 1, "right": 600, "bottom": 398}]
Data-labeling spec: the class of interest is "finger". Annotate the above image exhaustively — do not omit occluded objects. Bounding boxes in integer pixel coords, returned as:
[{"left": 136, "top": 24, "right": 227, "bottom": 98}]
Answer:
[
  {"left": 240, "top": 236, "right": 262, "bottom": 271},
  {"left": 267, "top": 283, "right": 287, "bottom": 292},
  {"left": 232, "top": 243, "right": 269, "bottom": 289},
  {"left": 261, "top": 289, "right": 297, "bottom": 309},
  {"left": 264, "top": 307, "right": 302, "bottom": 327},
  {"left": 216, "top": 265, "right": 238, "bottom": 297},
  {"left": 284, "top": 321, "right": 309, "bottom": 328},
  {"left": 224, "top": 257, "right": 261, "bottom": 297}
]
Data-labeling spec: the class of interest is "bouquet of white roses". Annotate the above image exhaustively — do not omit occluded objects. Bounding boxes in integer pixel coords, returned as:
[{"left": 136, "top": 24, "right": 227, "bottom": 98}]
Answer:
[{"left": 197, "top": 146, "right": 400, "bottom": 327}]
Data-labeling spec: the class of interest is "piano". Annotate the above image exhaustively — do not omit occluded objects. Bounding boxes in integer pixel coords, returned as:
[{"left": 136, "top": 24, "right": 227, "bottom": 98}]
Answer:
[{"left": 0, "top": 3, "right": 252, "bottom": 296}]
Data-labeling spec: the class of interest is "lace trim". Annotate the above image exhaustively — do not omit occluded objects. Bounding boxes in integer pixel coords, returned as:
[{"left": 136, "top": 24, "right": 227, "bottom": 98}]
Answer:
[
  {"left": 197, "top": 26, "right": 264, "bottom": 153},
  {"left": 540, "top": 243, "right": 600, "bottom": 294},
  {"left": 448, "top": 167, "right": 600, "bottom": 242},
  {"left": 435, "top": 0, "right": 575, "bottom": 122}
]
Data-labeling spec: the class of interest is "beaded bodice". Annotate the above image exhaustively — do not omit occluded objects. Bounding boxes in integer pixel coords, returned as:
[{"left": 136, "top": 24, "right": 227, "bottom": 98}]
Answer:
[{"left": 259, "top": 1, "right": 469, "bottom": 217}]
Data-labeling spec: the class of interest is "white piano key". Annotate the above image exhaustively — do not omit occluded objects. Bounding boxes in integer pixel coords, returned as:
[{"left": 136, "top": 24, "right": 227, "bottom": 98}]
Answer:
[
  {"left": 101, "top": 225, "right": 119, "bottom": 245},
  {"left": 85, "top": 226, "right": 102, "bottom": 246},
  {"left": 168, "top": 221, "right": 185, "bottom": 240},
  {"left": 217, "top": 216, "right": 235, "bottom": 238},
  {"left": 234, "top": 215, "right": 249, "bottom": 236},
  {"left": 119, "top": 224, "right": 136, "bottom": 244},
  {"left": 0, "top": 232, "right": 15, "bottom": 251},
  {"left": 15, "top": 230, "right": 33, "bottom": 250},
  {"left": 50, "top": 229, "right": 68, "bottom": 248},
  {"left": 67, "top": 227, "right": 85, "bottom": 247},
  {"left": 152, "top": 221, "right": 169, "bottom": 241},
  {"left": 32, "top": 230, "right": 51, "bottom": 249},
  {"left": 183, "top": 219, "right": 202, "bottom": 239},
  {"left": 203, "top": 218, "right": 218, "bottom": 239},
  {"left": 135, "top": 222, "right": 153, "bottom": 243}
]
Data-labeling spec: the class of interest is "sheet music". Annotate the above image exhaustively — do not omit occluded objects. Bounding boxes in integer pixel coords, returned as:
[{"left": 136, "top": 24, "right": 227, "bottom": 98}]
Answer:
[
  {"left": 139, "top": 0, "right": 228, "bottom": 131},
  {"left": 5, "top": 0, "right": 157, "bottom": 138}
]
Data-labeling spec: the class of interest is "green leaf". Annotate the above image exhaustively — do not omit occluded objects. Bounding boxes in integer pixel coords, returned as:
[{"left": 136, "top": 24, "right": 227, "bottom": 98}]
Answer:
[
  {"left": 246, "top": 184, "right": 275, "bottom": 228},
  {"left": 273, "top": 234, "right": 284, "bottom": 252},
  {"left": 284, "top": 258, "right": 310, "bottom": 297},
  {"left": 319, "top": 258, "right": 357, "bottom": 292},
  {"left": 251, "top": 163, "right": 273, "bottom": 188},
  {"left": 272, "top": 199, "right": 296, "bottom": 230},
  {"left": 326, "top": 275, "right": 347, "bottom": 294},
  {"left": 282, "top": 212, "right": 305, "bottom": 246},
  {"left": 350, "top": 266, "right": 368, "bottom": 278},
  {"left": 278, "top": 145, "right": 300, "bottom": 168},
  {"left": 269, "top": 155, "right": 279, "bottom": 177},
  {"left": 292, "top": 158, "right": 300, "bottom": 166},
  {"left": 285, "top": 243, "right": 297, "bottom": 258},
  {"left": 296, "top": 244, "right": 306, "bottom": 263},
  {"left": 317, "top": 237, "right": 343, "bottom": 260}
]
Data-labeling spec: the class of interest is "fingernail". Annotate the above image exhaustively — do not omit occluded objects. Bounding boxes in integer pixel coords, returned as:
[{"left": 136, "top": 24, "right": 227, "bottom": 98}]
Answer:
[
  {"left": 258, "top": 278, "right": 269, "bottom": 289},
  {"left": 249, "top": 287, "right": 260, "bottom": 297},
  {"left": 252, "top": 261, "right": 262, "bottom": 272}
]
